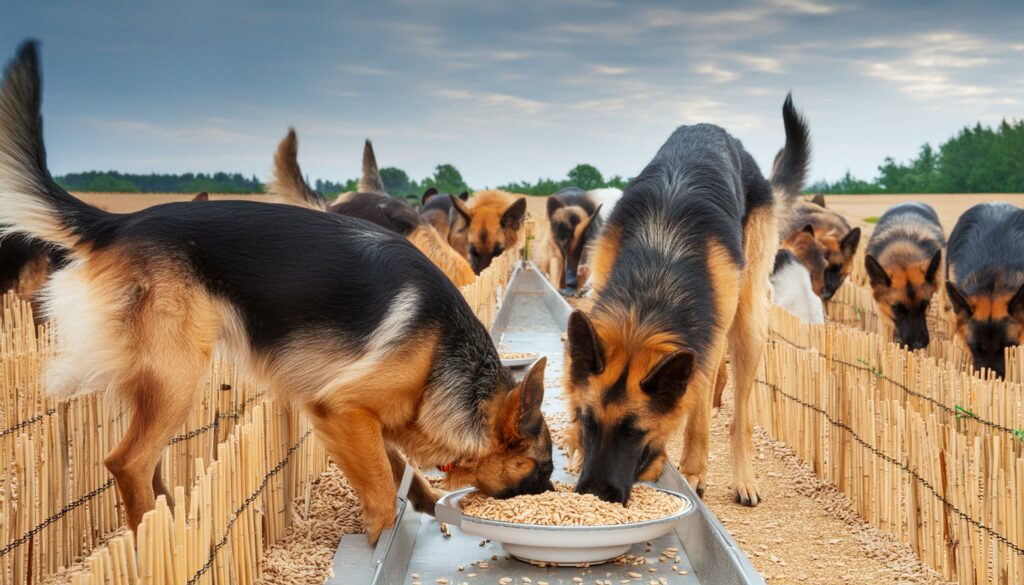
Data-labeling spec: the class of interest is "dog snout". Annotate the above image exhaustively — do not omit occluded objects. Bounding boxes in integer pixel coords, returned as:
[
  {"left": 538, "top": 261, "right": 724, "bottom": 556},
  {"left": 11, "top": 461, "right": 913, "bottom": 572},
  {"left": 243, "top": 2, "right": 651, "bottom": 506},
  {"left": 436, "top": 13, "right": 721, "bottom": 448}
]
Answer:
[{"left": 576, "top": 476, "right": 630, "bottom": 506}]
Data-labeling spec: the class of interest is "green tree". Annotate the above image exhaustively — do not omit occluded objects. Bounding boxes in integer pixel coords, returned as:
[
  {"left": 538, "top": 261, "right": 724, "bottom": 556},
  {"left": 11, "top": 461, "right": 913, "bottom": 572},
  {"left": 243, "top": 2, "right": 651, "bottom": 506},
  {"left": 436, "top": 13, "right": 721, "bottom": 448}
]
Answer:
[
  {"left": 567, "top": 164, "right": 603, "bottom": 190},
  {"left": 379, "top": 167, "right": 414, "bottom": 196},
  {"left": 424, "top": 164, "right": 470, "bottom": 195}
]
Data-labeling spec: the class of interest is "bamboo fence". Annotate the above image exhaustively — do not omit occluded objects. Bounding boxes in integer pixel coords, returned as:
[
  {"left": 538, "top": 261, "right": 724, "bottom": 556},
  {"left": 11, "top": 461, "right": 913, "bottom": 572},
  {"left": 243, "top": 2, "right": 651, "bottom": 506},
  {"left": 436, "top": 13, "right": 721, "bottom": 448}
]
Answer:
[
  {"left": 758, "top": 306, "right": 1024, "bottom": 584},
  {"left": 1, "top": 239, "right": 522, "bottom": 585}
]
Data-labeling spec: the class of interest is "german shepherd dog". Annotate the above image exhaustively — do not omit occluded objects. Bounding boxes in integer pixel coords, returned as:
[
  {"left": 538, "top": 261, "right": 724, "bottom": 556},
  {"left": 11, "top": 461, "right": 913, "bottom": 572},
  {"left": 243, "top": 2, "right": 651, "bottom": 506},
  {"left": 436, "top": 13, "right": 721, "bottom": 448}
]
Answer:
[
  {"left": 420, "top": 187, "right": 469, "bottom": 244},
  {"left": 783, "top": 197, "right": 860, "bottom": 300},
  {"left": 544, "top": 187, "right": 602, "bottom": 293},
  {"left": 779, "top": 224, "right": 827, "bottom": 298},
  {"left": 864, "top": 202, "right": 944, "bottom": 350},
  {"left": 945, "top": 202, "right": 1024, "bottom": 378},
  {"left": 563, "top": 95, "right": 810, "bottom": 505},
  {"left": 0, "top": 43, "right": 553, "bottom": 542},
  {"left": 449, "top": 190, "right": 527, "bottom": 274},
  {"left": 269, "top": 131, "right": 476, "bottom": 286}
]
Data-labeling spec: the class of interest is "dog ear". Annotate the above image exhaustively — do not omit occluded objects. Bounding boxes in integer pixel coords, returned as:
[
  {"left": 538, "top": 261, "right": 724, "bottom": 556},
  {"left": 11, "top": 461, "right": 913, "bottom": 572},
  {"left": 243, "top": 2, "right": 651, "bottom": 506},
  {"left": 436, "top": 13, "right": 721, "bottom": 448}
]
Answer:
[
  {"left": 864, "top": 254, "right": 891, "bottom": 288},
  {"left": 946, "top": 282, "right": 972, "bottom": 320},
  {"left": 449, "top": 193, "right": 472, "bottom": 226},
  {"left": 640, "top": 350, "right": 696, "bottom": 410},
  {"left": 501, "top": 198, "right": 528, "bottom": 230},
  {"left": 802, "top": 224, "right": 815, "bottom": 236},
  {"left": 840, "top": 228, "right": 861, "bottom": 257},
  {"left": 567, "top": 311, "right": 604, "bottom": 382},
  {"left": 192, "top": 191, "right": 209, "bottom": 202},
  {"left": 514, "top": 357, "right": 546, "bottom": 436},
  {"left": 421, "top": 187, "right": 439, "bottom": 205},
  {"left": 458, "top": 191, "right": 469, "bottom": 201},
  {"left": 810, "top": 193, "right": 826, "bottom": 207},
  {"left": 925, "top": 250, "right": 942, "bottom": 283},
  {"left": 547, "top": 196, "right": 565, "bottom": 219}
]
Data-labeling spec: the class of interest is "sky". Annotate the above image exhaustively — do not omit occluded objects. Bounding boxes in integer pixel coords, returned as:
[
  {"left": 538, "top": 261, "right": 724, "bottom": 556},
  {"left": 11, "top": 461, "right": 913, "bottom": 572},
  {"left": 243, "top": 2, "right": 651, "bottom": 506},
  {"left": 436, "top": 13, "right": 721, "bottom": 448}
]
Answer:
[{"left": 2, "top": 0, "right": 1023, "bottom": 189}]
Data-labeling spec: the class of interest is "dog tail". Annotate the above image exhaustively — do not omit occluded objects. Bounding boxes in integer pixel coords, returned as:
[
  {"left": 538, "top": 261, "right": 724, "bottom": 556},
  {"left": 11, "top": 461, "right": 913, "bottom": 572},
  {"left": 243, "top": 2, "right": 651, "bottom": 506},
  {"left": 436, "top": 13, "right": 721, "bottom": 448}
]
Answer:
[
  {"left": 0, "top": 41, "right": 110, "bottom": 250},
  {"left": 269, "top": 129, "right": 328, "bottom": 211},
  {"left": 358, "top": 139, "right": 386, "bottom": 193},
  {"left": 770, "top": 93, "right": 811, "bottom": 234}
]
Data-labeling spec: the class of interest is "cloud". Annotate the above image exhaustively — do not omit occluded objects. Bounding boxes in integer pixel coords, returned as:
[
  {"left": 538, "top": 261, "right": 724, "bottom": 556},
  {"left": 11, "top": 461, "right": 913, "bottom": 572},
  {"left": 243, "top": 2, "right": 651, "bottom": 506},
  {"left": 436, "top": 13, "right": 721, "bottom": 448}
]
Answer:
[
  {"left": 432, "top": 88, "right": 547, "bottom": 114},
  {"left": 93, "top": 119, "right": 254, "bottom": 143},
  {"left": 591, "top": 64, "right": 631, "bottom": 75},
  {"left": 694, "top": 63, "right": 739, "bottom": 83},
  {"left": 336, "top": 64, "right": 391, "bottom": 76},
  {"left": 733, "top": 54, "right": 783, "bottom": 73},
  {"left": 858, "top": 31, "right": 1016, "bottom": 101}
]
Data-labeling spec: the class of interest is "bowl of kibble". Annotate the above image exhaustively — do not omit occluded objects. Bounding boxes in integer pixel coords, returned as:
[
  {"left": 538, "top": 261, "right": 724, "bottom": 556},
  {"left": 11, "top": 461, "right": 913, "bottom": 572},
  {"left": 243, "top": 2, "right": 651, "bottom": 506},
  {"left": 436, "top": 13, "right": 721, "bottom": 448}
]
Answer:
[
  {"left": 499, "top": 352, "right": 540, "bottom": 368},
  {"left": 435, "top": 482, "right": 692, "bottom": 565}
]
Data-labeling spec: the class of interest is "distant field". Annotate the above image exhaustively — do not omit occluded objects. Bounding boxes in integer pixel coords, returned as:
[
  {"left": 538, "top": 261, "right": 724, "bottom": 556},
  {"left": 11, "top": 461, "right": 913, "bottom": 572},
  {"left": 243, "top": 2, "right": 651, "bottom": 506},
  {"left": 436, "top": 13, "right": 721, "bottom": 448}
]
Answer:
[{"left": 75, "top": 192, "right": 1024, "bottom": 236}]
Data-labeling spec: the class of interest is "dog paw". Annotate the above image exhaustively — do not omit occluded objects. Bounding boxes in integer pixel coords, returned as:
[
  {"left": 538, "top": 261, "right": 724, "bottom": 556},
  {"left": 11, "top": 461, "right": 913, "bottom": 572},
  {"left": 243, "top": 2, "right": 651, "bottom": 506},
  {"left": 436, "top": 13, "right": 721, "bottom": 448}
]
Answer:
[
  {"left": 364, "top": 508, "right": 397, "bottom": 546},
  {"left": 682, "top": 473, "right": 707, "bottom": 498},
  {"left": 732, "top": 478, "right": 762, "bottom": 507},
  {"left": 411, "top": 486, "right": 446, "bottom": 517}
]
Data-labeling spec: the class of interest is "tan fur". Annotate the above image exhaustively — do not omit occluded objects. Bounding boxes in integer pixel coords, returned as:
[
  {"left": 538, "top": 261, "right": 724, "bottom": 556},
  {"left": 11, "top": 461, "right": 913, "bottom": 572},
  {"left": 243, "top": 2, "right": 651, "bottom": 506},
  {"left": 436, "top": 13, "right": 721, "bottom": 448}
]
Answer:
[
  {"left": 460, "top": 190, "right": 527, "bottom": 271},
  {"left": 781, "top": 229, "right": 827, "bottom": 296},
  {"left": 268, "top": 130, "right": 327, "bottom": 211},
  {"left": 587, "top": 224, "right": 622, "bottom": 295},
  {"left": 406, "top": 225, "right": 476, "bottom": 287},
  {"left": 49, "top": 241, "right": 546, "bottom": 541},
  {"left": 565, "top": 207, "right": 772, "bottom": 504}
]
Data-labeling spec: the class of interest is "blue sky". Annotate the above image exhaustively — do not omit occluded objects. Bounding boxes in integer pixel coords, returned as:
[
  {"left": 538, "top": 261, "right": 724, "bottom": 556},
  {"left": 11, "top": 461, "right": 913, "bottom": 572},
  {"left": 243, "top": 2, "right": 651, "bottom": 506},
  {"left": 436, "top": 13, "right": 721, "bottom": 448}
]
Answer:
[{"left": 3, "top": 0, "right": 1022, "bottom": 189}]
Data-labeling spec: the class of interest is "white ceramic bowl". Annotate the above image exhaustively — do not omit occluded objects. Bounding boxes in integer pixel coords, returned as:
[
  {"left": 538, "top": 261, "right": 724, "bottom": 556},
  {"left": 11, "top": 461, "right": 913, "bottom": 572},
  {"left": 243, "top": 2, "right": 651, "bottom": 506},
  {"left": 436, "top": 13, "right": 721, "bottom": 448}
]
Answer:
[
  {"left": 499, "top": 353, "right": 540, "bottom": 368},
  {"left": 435, "top": 486, "right": 693, "bottom": 565}
]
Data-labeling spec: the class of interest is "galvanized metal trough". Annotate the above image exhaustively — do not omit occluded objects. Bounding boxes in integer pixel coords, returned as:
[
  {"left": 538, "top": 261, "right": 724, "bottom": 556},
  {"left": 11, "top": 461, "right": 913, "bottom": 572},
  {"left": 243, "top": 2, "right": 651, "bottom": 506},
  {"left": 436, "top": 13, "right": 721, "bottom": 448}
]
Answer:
[{"left": 328, "top": 263, "right": 764, "bottom": 585}]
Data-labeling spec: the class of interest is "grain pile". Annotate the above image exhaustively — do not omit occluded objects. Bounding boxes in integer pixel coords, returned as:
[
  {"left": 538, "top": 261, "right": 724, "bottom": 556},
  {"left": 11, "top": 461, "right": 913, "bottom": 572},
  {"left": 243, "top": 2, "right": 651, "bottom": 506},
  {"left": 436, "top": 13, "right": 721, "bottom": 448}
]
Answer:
[
  {"left": 460, "top": 482, "right": 686, "bottom": 526},
  {"left": 255, "top": 464, "right": 364, "bottom": 585},
  {"left": 500, "top": 352, "right": 538, "bottom": 359}
]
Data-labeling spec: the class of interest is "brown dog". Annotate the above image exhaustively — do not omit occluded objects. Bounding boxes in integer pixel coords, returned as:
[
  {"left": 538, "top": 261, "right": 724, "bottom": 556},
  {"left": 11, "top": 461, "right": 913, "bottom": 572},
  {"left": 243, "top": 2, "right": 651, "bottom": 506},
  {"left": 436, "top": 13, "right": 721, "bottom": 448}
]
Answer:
[
  {"left": 450, "top": 190, "right": 527, "bottom": 273},
  {"left": 783, "top": 197, "right": 860, "bottom": 300}
]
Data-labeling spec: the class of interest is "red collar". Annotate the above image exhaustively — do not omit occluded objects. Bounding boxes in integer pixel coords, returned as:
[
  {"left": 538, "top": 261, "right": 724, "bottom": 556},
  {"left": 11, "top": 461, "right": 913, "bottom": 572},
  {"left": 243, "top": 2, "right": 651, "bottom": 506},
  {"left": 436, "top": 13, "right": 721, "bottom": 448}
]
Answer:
[{"left": 437, "top": 461, "right": 457, "bottom": 473}]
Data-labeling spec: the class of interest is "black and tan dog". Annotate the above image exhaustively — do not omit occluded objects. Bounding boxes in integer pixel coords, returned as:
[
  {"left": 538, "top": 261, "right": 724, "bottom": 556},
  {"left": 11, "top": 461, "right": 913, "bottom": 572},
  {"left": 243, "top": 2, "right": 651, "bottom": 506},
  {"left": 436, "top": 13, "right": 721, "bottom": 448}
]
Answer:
[
  {"left": 270, "top": 131, "right": 476, "bottom": 286},
  {"left": 783, "top": 196, "right": 860, "bottom": 300},
  {"left": 542, "top": 187, "right": 602, "bottom": 293},
  {"left": 0, "top": 42, "right": 553, "bottom": 542},
  {"left": 449, "top": 190, "right": 527, "bottom": 274},
  {"left": 563, "top": 95, "right": 810, "bottom": 506},
  {"left": 945, "top": 202, "right": 1024, "bottom": 378},
  {"left": 420, "top": 187, "right": 469, "bottom": 253},
  {"left": 864, "top": 202, "right": 944, "bottom": 350}
]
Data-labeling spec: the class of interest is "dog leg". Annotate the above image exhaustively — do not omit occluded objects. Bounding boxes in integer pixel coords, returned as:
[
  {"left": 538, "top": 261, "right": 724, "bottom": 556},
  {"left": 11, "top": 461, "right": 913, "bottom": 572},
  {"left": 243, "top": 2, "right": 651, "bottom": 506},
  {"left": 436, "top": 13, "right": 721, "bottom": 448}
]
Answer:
[
  {"left": 677, "top": 369, "right": 712, "bottom": 498},
  {"left": 105, "top": 368, "right": 202, "bottom": 531},
  {"left": 728, "top": 290, "right": 768, "bottom": 507},
  {"left": 312, "top": 407, "right": 396, "bottom": 544},
  {"left": 386, "top": 447, "right": 444, "bottom": 516},
  {"left": 711, "top": 356, "right": 728, "bottom": 416},
  {"left": 152, "top": 459, "right": 173, "bottom": 507}
]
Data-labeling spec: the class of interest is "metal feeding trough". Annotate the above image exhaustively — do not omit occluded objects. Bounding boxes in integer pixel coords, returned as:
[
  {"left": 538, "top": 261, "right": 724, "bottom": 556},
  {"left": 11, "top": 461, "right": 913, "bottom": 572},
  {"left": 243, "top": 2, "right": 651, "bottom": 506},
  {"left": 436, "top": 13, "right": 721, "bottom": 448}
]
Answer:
[{"left": 328, "top": 263, "right": 764, "bottom": 585}]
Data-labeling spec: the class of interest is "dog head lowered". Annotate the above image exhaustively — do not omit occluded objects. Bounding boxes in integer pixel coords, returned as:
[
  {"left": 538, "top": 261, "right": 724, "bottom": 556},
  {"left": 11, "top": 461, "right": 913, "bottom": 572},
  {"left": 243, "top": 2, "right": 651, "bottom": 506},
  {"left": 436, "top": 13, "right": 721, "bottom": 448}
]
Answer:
[{"left": 443, "top": 357, "right": 555, "bottom": 497}]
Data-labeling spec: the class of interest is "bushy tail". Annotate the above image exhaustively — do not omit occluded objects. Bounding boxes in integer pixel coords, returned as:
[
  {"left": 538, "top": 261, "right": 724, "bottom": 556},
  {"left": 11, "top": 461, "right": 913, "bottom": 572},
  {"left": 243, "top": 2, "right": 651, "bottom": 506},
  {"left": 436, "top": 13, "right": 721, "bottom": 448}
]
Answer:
[
  {"left": 770, "top": 93, "right": 811, "bottom": 235},
  {"left": 268, "top": 129, "right": 327, "bottom": 211},
  {"left": 0, "top": 41, "right": 109, "bottom": 248},
  {"left": 358, "top": 139, "right": 386, "bottom": 193}
]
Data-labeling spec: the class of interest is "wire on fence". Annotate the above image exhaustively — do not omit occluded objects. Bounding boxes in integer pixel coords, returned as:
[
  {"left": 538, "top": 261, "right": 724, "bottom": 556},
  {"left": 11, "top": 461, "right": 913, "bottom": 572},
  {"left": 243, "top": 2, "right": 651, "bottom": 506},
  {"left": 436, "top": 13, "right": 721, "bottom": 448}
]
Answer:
[
  {"left": 185, "top": 428, "right": 313, "bottom": 585},
  {"left": 767, "top": 329, "right": 1024, "bottom": 441},
  {"left": 756, "top": 377, "right": 1024, "bottom": 557}
]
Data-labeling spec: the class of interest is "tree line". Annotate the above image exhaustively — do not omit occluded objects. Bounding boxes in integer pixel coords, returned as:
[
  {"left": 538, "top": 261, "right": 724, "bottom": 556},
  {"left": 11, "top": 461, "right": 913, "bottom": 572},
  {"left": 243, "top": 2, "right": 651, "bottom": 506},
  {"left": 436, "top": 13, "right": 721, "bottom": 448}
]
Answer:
[
  {"left": 811, "top": 119, "right": 1024, "bottom": 194},
  {"left": 55, "top": 118, "right": 1024, "bottom": 198},
  {"left": 54, "top": 163, "right": 631, "bottom": 202}
]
